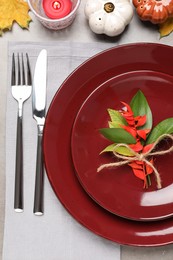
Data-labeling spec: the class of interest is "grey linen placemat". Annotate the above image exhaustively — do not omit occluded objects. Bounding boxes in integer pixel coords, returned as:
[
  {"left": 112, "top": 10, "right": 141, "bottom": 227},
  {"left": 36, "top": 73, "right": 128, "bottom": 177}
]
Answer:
[{"left": 3, "top": 41, "right": 120, "bottom": 260}]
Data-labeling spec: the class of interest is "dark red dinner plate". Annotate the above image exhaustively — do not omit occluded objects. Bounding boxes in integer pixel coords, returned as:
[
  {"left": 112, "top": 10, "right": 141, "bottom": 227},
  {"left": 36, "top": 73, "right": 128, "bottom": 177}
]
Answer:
[
  {"left": 71, "top": 70, "right": 173, "bottom": 221},
  {"left": 43, "top": 43, "right": 173, "bottom": 246}
]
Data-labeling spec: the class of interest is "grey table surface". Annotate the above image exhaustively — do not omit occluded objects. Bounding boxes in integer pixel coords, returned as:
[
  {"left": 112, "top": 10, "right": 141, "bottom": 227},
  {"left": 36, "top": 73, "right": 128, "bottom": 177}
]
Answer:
[{"left": 1, "top": 1, "right": 173, "bottom": 259}]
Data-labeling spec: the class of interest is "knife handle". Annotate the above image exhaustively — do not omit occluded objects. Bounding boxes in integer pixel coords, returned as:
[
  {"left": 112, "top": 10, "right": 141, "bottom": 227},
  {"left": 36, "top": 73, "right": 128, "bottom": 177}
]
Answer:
[
  {"left": 14, "top": 113, "right": 23, "bottom": 212},
  {"left": 33, "top": 125, "right": 44, "bottom": 215}
]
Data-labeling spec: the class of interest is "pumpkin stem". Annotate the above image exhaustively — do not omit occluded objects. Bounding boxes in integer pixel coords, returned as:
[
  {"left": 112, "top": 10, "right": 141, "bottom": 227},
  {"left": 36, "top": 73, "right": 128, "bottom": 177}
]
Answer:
[{"left": 104, "top": 2, "right": 115, "bottom": 13}]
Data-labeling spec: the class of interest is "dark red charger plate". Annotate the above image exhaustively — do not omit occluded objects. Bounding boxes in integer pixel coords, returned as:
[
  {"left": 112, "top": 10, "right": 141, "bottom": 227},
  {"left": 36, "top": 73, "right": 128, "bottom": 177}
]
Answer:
[
  {"left": 43, "top": 43, "right": 173, "bottom": 246},
  {"left": 71, "top": 70, "right": 173, "bottom": 221}
]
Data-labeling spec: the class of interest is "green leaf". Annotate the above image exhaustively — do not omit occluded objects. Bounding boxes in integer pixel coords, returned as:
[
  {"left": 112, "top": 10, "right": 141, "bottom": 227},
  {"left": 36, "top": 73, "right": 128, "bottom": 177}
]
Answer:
[
  {"left": 101, "top": 143, "right": 135, "bottom": 156},
  {"left": 108, "top": 121, "right": 125, "bottom": 128},
  {"left": 130, "top": 90, "right": 152, "bottom": 130},
  {"left": 100, "top": 128, "right": 136, "bottom": 144},
  {"left": 146, "top": 118, "right": 173, "bottom": 144},
  {"left": 108, "top": 121, "right": 117, "bottom": 128},
  {"left": 101, "top": 143, "right": 116, "bottom": 153},
  {"left": 108, "top": 109, "right": 127, "bottom": 127}
]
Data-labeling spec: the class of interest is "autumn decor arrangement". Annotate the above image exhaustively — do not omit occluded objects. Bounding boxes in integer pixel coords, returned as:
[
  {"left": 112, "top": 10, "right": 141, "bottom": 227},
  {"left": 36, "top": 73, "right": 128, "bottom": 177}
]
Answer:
[
  {"left": 84, "top": 0, "right": 173, "bottom": 37},
  {"left": 97, "top": 90, "right": 173, "bottom": 189},
  {"left": 0, "top": 0, "right": 173, "bottom": 37},
  {"left": 0, "top": 0, "right": 31, "bottom": 36}
]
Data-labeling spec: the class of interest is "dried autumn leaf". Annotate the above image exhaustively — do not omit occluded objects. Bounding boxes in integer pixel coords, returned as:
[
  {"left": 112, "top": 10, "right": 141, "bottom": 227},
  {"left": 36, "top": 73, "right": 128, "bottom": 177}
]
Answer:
[
  {"left": 135, "top": 115, "right": 147, "bottom": 127},
  {"left": 142, "top": 143, "right": 154, "bottom": 153},
  {"left": 159, "top": 18, "right": 173, "bottom": 38},
  {"left": 146, "top": 159, "right": 154, "bottom": 175},
  {"left": 129, "top": 141, "right": 143, "bottom": 152},
  {"left": 137, "top": 129, "right": 150, "bottom": 140},
  {"left": 129, "top": 161, "right": 143, "bottom": 170},
  {"left": 121, "top": 125, "right": 137, "bottom": 138},
  {"left": 0, "top": 0, "right": 31, "bottom": 35},
  {"left": 129, "top": 165, "right": 145, "bottom": 181}
]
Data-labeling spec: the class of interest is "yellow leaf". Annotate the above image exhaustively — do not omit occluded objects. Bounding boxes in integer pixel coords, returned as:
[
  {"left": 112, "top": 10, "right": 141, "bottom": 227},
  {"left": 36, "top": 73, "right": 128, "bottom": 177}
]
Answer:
[
  {"left": 101, "top": 143, "right": 135, "bottom": 156},
  {"left": 159, "top": 18, "right": 173, "bottom": 38},
  {"left": 0, "top": 0, "right": 31, "bottom": 35}
]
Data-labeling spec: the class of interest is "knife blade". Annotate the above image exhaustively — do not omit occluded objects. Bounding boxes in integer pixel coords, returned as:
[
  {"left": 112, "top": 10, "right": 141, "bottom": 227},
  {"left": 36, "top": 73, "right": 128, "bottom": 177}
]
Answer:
[{"left": 32, "top": 49, "right": 47, "bottom": 215}]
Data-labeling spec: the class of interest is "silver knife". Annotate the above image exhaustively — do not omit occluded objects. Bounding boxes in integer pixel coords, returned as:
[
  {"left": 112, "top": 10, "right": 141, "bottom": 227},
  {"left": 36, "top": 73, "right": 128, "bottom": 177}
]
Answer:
[{"left": 32, "top": 49, "right": 47, "bottom": 215}]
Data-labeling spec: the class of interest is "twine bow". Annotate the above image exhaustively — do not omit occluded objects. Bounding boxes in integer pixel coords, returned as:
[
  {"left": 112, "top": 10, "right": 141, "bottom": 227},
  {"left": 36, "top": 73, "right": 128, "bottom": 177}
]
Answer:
[{"left": 97, "top": 134, "right": 173, "bottom": 189}]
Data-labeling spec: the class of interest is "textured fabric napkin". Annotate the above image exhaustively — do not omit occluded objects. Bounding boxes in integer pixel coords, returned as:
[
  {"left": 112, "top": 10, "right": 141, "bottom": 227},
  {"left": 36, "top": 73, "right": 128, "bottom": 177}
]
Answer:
[{"left": 3, "top": 42, "right": 120, "bottom": 260}]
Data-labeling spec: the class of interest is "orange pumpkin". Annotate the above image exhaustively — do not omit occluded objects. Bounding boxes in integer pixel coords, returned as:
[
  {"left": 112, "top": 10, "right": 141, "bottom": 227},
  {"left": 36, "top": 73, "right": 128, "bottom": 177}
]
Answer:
[{"left": 133, "top": 0, "right": 173, "bottom": 24}]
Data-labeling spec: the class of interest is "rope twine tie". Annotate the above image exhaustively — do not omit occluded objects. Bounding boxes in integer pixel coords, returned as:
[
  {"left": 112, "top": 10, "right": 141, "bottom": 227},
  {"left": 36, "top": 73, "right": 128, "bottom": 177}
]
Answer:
[{"left": 97, "top": 134, "right": 173, "bottom": 189}]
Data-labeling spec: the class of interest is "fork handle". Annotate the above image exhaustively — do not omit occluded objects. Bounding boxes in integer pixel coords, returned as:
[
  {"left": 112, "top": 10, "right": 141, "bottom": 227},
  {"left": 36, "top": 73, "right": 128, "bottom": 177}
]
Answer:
[
  {"left": 14, "top": 114, "right": 23, "bottom": 212},
  {"left": 33, "top": 126, "right": 44, "bottom": 215}
]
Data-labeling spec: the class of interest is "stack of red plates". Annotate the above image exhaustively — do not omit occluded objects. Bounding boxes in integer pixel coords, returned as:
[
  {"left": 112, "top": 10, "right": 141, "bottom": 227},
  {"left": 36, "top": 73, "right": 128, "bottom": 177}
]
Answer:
[{"left": 43, "top": 43, "right": 173, "bottom": 247}]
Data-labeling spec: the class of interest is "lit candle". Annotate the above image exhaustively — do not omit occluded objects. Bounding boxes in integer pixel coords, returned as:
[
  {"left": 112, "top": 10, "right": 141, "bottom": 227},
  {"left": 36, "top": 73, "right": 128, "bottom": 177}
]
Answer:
[{"left": 43, "top": 0, "right": 72, "bottom": 19}]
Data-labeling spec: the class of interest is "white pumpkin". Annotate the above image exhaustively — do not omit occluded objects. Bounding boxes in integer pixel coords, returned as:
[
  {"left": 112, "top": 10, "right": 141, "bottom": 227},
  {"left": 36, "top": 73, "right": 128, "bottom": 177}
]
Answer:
[{"left": 85, "top": 0, "right": 134, "bottom": 37}]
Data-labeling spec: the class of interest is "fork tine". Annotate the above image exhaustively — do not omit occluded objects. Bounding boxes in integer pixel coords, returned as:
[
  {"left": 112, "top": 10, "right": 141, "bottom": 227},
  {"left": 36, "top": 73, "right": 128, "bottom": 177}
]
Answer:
[
  {"left": 11, "top": 53, "right": 16, "bottom": 85},
  {"left": 26, "top": 53, "right": 32, "bottom": 85},
  {"left": 21, "top": 53, "right": 26, "bottom": 85},
  {"left": 17, "top": 53, "right": 21, "bottom": 85}
]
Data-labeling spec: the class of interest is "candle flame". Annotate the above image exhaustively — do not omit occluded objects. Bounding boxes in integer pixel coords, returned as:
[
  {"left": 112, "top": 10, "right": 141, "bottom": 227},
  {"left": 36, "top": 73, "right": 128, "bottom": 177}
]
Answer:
[{"left": 52, "top": 1, "right": 61, "bottom": 10}]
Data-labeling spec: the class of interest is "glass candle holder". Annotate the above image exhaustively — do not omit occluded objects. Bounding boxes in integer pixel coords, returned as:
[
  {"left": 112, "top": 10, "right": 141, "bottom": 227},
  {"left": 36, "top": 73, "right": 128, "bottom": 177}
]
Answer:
[{"left": 28, "top": 0, "right": 81, "bottom": 30}]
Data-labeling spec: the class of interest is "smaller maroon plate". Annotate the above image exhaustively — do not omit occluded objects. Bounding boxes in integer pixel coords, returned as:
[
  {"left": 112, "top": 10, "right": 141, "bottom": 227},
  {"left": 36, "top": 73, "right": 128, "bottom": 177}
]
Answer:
[{"left": 71, "top": 70, "right": 173, "bottom": 221}]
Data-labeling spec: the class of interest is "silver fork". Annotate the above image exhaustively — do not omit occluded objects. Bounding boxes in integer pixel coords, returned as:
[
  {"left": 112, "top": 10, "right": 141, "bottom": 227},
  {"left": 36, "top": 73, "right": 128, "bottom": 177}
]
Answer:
[{"left": 11, "top": 53, "right": 32, "bottom": 212}]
